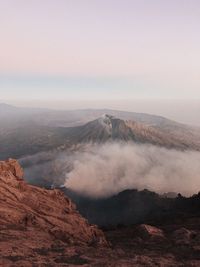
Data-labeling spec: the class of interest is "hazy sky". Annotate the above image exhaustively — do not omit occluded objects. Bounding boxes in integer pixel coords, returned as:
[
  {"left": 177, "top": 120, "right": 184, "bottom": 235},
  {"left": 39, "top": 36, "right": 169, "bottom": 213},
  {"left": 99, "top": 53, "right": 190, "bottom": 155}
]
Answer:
[{"left": 0, "top": 0, "right": 200, "bottom": 104}]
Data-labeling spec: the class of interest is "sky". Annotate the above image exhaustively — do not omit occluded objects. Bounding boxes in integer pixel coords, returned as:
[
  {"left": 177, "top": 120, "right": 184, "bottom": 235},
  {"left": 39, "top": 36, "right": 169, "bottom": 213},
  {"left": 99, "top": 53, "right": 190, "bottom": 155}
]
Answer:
[{"left": 0, "top": 0, "right": 200, "bottom": 123}]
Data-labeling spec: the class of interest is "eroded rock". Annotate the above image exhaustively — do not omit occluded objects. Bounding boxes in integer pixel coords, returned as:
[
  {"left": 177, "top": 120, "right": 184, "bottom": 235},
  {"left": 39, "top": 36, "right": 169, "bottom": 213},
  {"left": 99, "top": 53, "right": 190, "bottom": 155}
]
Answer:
[
  {"left": 136, "top": 224, "right": 165, "bottom": 240},
  {"left": 0, "top": 159, "right": 107, "bottom": 246}
]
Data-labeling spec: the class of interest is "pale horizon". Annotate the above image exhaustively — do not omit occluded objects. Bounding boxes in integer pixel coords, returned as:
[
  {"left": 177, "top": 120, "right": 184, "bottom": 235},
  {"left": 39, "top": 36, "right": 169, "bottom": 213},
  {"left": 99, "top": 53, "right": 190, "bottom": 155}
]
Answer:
[
  {"left": 0, "top": 1, "right": 200, "bottom": 101},
  {"left": 1, "top": 98, "right": 200, "bottom": 127}
]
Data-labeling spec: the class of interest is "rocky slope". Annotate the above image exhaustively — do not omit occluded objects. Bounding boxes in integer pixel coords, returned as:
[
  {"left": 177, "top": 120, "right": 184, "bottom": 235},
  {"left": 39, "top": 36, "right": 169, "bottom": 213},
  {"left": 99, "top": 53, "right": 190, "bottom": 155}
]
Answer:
[
  {"left": 105, "top": 219, "right": 200, "bottom": 267},
  {"left": 0, "top": 159, "right": 107, "bottom": 266},
  {"left": 1, "top": 159, "right": 200, "bottom": 266}
]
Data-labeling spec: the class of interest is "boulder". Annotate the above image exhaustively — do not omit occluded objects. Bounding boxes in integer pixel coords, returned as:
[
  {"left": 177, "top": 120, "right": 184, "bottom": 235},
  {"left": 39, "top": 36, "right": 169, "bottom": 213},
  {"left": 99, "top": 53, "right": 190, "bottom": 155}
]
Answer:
[
  {"left": 137, "top": 224, "right": 165, "bottom": 240},
  {"left": 172, "top": 227, "right": 196, "bottom": 245}
]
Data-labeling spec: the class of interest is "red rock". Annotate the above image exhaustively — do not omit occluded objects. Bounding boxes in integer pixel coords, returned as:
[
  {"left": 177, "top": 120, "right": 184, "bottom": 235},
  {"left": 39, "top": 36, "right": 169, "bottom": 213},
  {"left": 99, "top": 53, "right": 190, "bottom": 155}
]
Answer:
[
  {"left": 0, "top": 159, "right": 107, "bottom": 246},
  {"left": 0, "top": 158, "right": 23, "bottom": 179},
  {"left": 172, "top": 227, "right": 196, "bottom": 245},
  {"left": 137, "top": 224, "right": 165, "bottom": 240}
]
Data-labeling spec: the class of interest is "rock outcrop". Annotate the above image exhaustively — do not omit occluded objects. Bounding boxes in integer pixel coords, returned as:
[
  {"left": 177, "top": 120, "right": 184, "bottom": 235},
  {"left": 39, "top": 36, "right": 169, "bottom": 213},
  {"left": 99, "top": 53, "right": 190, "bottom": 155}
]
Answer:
[
  {"left": 0, "top": 159, "right": 107, "bottom": 246},
  {"left": 137, "top": 224, "right": 165, "bottom": 240},
  {"left": 0, "top": 158, "right": 24, "bottom": 179}
]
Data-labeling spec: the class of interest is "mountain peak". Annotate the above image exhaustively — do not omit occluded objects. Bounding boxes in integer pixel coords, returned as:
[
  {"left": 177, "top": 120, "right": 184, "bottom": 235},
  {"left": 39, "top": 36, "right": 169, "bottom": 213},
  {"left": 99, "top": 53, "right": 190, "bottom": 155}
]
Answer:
[
  {"left": 96, "top": 114, "right": 114, "bottom": 132},
  {"left": 100, "top": 113, "right": 114, "bottom": 121}
]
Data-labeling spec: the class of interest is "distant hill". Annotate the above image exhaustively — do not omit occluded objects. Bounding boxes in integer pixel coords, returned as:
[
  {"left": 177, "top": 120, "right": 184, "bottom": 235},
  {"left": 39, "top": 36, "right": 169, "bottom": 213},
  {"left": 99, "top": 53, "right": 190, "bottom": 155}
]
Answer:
[{"left": 63, "top": 187, "right": 200, "bottom": 227}]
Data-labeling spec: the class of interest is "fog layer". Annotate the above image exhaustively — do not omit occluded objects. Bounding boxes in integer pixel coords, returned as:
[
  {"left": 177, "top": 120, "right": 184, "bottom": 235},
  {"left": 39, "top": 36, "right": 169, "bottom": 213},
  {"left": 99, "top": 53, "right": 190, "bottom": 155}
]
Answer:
[
  {"left": 65, "top": 143, "right": 200, "bottom": 198},
  {"left": 21, "top": 142, "right": 200, "bottom": 198}
]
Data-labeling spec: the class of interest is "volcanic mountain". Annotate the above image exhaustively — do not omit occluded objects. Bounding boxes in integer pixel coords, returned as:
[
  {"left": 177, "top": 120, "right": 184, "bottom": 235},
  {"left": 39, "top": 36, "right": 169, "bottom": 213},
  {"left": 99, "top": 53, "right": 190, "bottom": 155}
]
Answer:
[
  {"left": 1, "top": 109, "right": 200, "bottom": 160},
  {"left": 63, "top": 114, "right": 200, "bottom": 150}
]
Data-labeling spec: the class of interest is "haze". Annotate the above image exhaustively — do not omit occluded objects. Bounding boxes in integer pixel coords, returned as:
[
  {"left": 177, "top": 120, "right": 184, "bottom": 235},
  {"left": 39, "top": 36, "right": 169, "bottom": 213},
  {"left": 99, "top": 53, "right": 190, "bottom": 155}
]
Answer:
[{"left": 0, "top": 0, "right": 200, "bottom": 125}]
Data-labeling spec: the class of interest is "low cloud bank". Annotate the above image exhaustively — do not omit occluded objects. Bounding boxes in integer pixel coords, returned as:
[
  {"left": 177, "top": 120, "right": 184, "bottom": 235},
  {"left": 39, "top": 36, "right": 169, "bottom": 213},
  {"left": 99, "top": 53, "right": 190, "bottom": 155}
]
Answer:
[
  {"left": 65, "top": 143, "right": 200, "bottom": 198},
  {"left": 20, "top": 142, "right": 200, "bottom": 198}
]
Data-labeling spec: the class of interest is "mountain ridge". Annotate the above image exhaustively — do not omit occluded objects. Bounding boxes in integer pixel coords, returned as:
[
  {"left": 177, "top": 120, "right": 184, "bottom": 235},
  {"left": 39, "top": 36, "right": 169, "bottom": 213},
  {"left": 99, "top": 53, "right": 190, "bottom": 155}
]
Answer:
[
  {"left": 63, "top": 114, "right": 200, "bottom": 150},
  {"left": 1, "top": 103, "right": 200, "bottom": 160}
]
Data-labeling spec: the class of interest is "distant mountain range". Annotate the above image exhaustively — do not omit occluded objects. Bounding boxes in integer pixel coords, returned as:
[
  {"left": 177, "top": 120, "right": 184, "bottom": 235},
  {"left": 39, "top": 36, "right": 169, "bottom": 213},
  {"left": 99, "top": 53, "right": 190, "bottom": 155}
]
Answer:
[{"left": 1, "top": 103, "right": 200, "bottom": 160}]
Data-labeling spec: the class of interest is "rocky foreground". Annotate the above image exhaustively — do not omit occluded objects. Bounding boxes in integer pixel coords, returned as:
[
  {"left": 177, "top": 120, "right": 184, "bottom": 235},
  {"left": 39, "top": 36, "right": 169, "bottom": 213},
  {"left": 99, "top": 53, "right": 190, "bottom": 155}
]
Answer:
[
  {"left": 0, "top": 159, "right": 200, "bottom": 266},
  {"left": 0, "top": 159, "right": 107, "bottom": 266}
]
